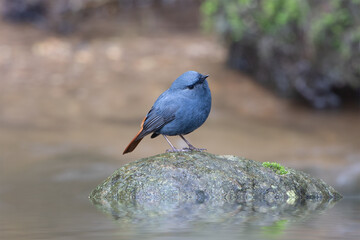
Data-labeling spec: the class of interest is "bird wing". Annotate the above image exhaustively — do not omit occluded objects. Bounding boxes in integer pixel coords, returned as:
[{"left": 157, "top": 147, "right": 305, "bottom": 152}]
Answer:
[
  {"left": 136, "top": 106, "right": 176, "bottom": 139},
  {"left": 123, "top": 91, "right": 178, "bottom": 154},
  {"left": 123, "top": 106, "right": 175, "bottom": 154}
]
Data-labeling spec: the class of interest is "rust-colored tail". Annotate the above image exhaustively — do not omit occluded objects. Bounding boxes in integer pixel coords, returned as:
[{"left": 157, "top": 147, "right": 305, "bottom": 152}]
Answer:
[
  {"left": 123, "top": 116, "right": 148, "bottom": 154},
  {"left": 123, "top": 129, "right": 144, "bottom": 154}
]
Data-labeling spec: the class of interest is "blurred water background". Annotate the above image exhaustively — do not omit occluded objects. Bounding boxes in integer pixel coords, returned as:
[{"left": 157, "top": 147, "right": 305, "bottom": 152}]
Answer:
[{"left": 0, "top": 1, "right": 359, "bottom": 240}]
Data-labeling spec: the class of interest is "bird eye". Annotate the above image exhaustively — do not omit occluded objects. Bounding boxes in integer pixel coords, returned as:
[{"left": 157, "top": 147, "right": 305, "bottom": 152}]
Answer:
[{"left": 187, "top": 85, "right": 194, "bottom": 90}]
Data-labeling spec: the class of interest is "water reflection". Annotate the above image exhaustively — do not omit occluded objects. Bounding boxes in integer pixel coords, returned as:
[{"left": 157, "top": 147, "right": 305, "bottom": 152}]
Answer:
[{"left": 90, "top": 195, "right": 339, "bottom": 233}]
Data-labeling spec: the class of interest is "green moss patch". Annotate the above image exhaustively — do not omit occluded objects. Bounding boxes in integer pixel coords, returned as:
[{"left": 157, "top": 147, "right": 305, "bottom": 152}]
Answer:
[{"left": 262, "top": 162, "right": 288, "bottom": 175}]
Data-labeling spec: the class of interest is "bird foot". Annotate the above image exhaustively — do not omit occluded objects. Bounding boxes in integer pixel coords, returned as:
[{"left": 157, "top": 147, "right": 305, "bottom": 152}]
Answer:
[
  {"left": 183, "top": 147, "right": 207, "bottom": 152},
  {"left": 166, "top": 148, "right": 191, "bottom": 153},
  {"left": 166, "top": 146, "right": 207, "bottom": 153}
]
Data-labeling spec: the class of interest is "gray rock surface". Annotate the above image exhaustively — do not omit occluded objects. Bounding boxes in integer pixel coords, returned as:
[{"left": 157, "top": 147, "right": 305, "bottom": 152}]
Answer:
[{"left": 90, "top": 152, "right": 342, "bottom": 207}]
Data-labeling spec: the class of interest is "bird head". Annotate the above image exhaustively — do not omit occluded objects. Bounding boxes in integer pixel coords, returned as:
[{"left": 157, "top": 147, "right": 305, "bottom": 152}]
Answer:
[{"left": 170, "top": 71, "right": 209, "bottom": 91}]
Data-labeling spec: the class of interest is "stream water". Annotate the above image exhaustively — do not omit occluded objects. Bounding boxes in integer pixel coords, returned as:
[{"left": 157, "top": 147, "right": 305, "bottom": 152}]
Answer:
[
  {"left": 0, "top": 154, "right": 359, "bottom": 240},
  {"left": 1, "top": 7, "right": 360, "bottom": 240}
]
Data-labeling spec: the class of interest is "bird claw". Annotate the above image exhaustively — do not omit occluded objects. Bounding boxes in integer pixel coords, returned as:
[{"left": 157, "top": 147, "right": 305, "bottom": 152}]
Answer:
[
  {"left": 183, "top": 147, "right": 207, "bottom": 152},
  {"left": 166, "top": 148, "right": 190, "bottom": 153},
  {"left": 166, "top": 147, "right": 206, "bottom": 153}
]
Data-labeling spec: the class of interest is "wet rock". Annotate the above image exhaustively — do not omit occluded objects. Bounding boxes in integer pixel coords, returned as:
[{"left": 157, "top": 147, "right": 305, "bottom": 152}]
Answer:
[
  {"left": 1, "top": 0, "right": 201, "bottom": 34},
  {"left": 90, "top": 152, "right": 342, "bottom": 207},
  {"left": 2, "top": 0, "right": 46, "bottom": 23}
]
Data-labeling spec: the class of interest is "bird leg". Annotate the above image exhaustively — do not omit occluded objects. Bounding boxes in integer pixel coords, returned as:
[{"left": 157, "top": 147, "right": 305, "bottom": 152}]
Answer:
[
  {"left": 163, "top": 135, "right": 189, "bottom": 152},
  {"left": 179, "top": 135, "right": 206, "bottom": 152}
]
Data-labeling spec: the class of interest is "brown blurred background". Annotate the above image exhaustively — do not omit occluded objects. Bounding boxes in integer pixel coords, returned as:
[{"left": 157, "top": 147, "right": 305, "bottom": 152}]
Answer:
[
  {"left": 0, "top": 0, "right": 359, "bottom": 194},
  {"left": 0, "top": 1, "right": 360, "bottom": 239}
]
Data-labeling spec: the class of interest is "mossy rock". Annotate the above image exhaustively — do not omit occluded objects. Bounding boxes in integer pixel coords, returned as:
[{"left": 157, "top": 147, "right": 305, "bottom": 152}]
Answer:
[
  {"left": 202, "top": 0, "right": 360, "bottom": 108},
  {"left": 90, "top": 152, "right": 341, "bottom": 207}
]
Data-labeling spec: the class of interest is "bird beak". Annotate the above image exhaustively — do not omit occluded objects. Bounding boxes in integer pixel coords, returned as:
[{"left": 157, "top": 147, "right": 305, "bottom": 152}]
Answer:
[{"left": 199, "top": 74, "right": 209, "bottom": 83}]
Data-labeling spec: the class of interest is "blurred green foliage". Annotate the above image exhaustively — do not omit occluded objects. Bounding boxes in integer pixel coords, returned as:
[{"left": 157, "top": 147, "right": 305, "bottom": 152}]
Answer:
[
  {"left": 201, "top": 0, "right": 360, "bottom": 107},
  {"left": 201, "top": 0, "right": 360, "bottom": 53}
]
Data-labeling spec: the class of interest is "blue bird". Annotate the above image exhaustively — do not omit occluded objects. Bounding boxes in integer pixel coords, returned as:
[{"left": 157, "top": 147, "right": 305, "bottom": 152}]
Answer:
[{"left": 123, "top": 71, "right": 211, "bottom": 154}]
